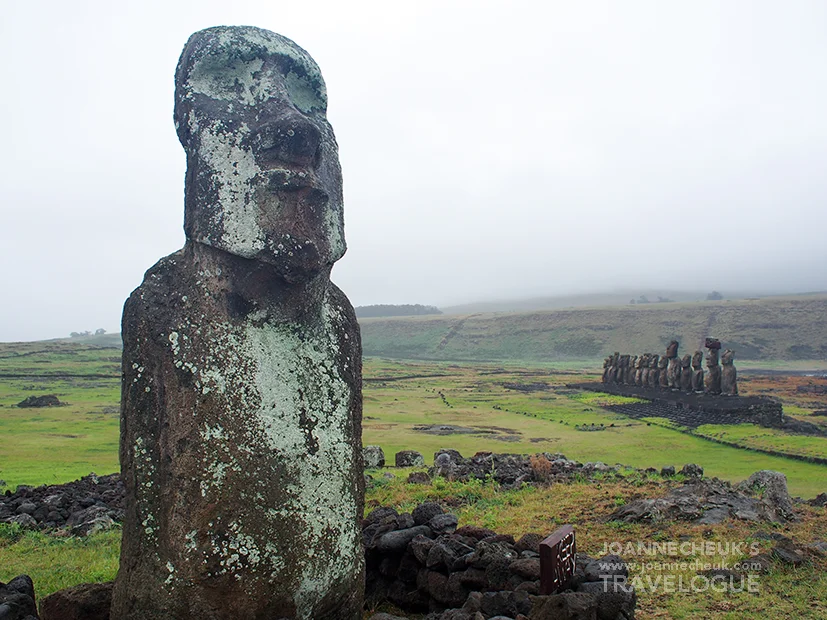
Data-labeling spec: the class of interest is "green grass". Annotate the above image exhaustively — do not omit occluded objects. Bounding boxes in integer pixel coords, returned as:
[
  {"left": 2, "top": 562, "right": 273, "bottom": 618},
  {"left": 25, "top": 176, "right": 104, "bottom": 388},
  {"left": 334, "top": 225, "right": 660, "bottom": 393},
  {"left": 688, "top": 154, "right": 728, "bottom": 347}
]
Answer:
[
  {"left": 692, "top": 423, "right": 827, "bottom": 462},
  {"left": 0, "top": 524, "right": 120, "bottom": 597},
  {"left": 1, "top": 340, "right": 827, "bottom": 618},
  {"left": 362, "top": 361, "right": 827, "bottom": 498},
  {"left": 0, "top": 341, "right": 120, "bottom": 489}
]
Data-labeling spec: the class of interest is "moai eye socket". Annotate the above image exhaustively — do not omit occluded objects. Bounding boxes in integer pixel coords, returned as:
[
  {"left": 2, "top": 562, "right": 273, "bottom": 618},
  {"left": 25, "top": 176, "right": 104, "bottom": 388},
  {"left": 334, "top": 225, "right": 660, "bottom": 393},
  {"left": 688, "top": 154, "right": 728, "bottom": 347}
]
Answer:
[{"left": 253, "top": 117, "right": 321, "bottom": 167}]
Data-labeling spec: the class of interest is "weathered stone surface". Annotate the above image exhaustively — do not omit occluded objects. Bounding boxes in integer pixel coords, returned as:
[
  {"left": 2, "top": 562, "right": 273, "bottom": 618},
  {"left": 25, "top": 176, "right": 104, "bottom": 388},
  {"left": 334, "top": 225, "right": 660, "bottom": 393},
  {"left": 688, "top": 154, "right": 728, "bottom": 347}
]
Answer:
[
  {"left": 658, "top": 356, "right": 669, "bottom": 389},
  {"left": 577, "top": 580, "right": 636, "bottom": 620},
  {"left": 529, "top": 592, "right": 598, "bottom": 619},
  {"left": 704, "top": 349, "right": 722, "bottom": 394},
  {"left": 647, "top": 355, "right": 660, "bottom": 388},
  {"left": 0, "top": 575, "right": 37, "bottom": 620},
  {"left": 428, "top": 513, "right": 459, "bottom": 535},
  {"left": 364, "top": 445, "right": 386, "bottom": 468},
  {"left": 377, "top": 526, "right": 433, "bottom": 553},
  {"left": 40, "top": 582, "right": 113, "bottom": 620},
  {"left": 413, "top": 502, "right": 444, "bottom": 526},
  {"left": 608, "top": 474, "right": 796, "bottom": 525},
  {"left": 407, "top": 472, "right": 432, "bottom": 485},
  {"left": 679, "top": 354, "right": 692, "bottom": 391},
  {"left": 738, "top": 470, "right": 796, "bottom": 522},
  {"left": 680, "top": 463, "right": 704, "bottom": 479},
  {"left": 396, "top": 450, "right": 425, "bottom": 467},
  {"left": 666, "top": 342, "right": 680, "bottom": 389},
  {"left": 111, "top": 26, "right": 363, "bottom": 620},
  {"left": 721, "top": 349, "right": 738, "bottom": 396},
  {"left": 691, "top": 351, "right": 704, "bottom": 392}
]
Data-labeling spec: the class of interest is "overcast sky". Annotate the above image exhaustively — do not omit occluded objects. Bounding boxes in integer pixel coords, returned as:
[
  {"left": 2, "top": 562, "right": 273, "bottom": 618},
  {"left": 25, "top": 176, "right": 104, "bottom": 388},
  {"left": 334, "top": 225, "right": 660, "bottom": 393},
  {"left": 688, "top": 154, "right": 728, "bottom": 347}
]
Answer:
[{"left": 2, "top": 1, "right": 826, "bottom": 341}]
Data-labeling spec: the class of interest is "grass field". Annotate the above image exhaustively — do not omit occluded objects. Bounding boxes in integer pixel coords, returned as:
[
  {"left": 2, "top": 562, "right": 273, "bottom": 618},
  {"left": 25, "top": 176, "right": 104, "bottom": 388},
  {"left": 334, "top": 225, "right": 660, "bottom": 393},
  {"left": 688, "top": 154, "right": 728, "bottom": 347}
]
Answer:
[
  {"left": 2, "top": 473, "right": 826, "bottom": 618},
  {"left": 1, "top": 339, "right": 827, "bottom": 618}
]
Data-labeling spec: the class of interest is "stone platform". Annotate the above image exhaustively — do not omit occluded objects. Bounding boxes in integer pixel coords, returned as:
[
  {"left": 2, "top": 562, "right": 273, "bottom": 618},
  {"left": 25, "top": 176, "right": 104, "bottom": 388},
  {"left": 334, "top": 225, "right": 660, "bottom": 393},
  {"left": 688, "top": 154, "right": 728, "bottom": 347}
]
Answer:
[{"left": 569, "top": 382, "right": 784, "bottom": 428}]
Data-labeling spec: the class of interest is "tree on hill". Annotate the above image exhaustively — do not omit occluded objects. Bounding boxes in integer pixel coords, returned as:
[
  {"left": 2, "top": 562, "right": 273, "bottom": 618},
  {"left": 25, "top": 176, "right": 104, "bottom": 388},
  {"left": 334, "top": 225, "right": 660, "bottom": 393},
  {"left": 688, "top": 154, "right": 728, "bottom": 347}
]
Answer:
[{"left": 355, "top": 304, "right": 443, "bottom": 318}]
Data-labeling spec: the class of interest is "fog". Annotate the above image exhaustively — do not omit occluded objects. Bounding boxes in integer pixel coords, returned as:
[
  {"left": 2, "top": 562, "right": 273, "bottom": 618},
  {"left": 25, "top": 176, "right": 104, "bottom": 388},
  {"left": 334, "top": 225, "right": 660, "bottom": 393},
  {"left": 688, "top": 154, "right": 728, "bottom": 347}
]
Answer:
[{"left": 2, "top": 1, "right": 826, "bottom": 341}]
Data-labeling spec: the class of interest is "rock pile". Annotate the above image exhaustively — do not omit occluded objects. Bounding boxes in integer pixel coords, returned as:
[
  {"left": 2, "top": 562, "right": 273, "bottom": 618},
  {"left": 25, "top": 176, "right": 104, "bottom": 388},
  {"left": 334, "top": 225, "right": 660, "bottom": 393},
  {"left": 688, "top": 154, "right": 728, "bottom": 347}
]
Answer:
[
  {"left": 0, "top": 474, "right": 123, "bottom": 535},
  {"left": 429, "top": 450, "right": 618, "bottom": 487},
  {"left": 16, "top": 395, "right": 62, "bottom": 408},
  {"left": 364, "top": 503, "right": 636, "bottom": 619},
  {"left": 608, "top": 470, "right": 796, "bottom": 525}
]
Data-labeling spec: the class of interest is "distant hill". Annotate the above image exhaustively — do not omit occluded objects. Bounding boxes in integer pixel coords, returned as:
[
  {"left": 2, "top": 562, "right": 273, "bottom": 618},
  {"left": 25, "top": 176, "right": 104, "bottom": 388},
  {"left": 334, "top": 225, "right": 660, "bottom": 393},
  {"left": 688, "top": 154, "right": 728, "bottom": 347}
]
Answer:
[
  {"left": 360, "top": 294, "right": 827, "bottom": 362},
  {"left": 439, "top": 289, "right": 759, "bottom": 315},
  {"left": 355, "top": 304, "right": 442, "bottom": 318}
]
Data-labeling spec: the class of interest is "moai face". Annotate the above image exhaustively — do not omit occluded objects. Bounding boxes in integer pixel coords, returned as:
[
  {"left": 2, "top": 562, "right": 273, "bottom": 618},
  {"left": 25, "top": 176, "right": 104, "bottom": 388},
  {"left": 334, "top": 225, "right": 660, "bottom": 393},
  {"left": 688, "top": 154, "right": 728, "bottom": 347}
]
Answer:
[
  {"left": 692, "top": 351, "right": 703, "bottom": 369},
  {"left": 658, "top": 356, "right": 668, "bottom": 369},
  {"left": 681, "top": 353, "right": 692, "bottom": 369},
  {"left": 721, "top": 349, "right": 735, "bottom": 365},
  {"left": 705, "top": 348, "right": 720, "bottom": 367},
  {"left": 650, "top": 354, "right": 659, "bottom": 368},
  {"left": 666, "top": 340, "right": 679, "bottom": 359},
  {"left": 174, "top": 27, "right": 345, "bottom": 282}
]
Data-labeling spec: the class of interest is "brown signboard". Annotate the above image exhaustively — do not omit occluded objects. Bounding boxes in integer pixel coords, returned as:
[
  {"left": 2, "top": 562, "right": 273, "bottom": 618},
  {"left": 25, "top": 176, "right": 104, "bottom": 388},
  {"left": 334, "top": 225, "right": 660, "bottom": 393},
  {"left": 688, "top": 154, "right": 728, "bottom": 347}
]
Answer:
[{"left": 539, "top": 524, "right": 576, "bottom": 595}]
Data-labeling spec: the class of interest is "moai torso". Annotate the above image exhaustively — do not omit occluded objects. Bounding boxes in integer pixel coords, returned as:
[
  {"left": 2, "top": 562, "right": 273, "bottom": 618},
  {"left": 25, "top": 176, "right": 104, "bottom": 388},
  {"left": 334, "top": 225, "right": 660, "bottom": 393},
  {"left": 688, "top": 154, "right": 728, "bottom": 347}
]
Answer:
[
  {"left": 691, "top": 351, "right": 704, "bottom": 392},
  {"left": 658, "top": 356, "right": 669, "bottom": 389},
  {"left": 679, "top": 354, "right": 693, "bottom": 391},
  {"left": 647, "top": 355, "right": 660, "bottom": 388},
  {"left": 626, "top": 355, "right": 637, "bottom": 384},
  {"left": 601, "top": 357, "right": 610, "bottom": 383},
  {"left": 665, "top": 341, "right": 680, "bottom": 389},
  {"left": 637, "top": 354, "right": 648, "bottom": 387},
  {"left": 721, "top": 349, "right": 738, "bottom": 396},
  {"left": 112, "top": 27, "right": 364, "bottom": 620},
  {"left": 704, "top": 348, "right": 722, "bottom": 395}
]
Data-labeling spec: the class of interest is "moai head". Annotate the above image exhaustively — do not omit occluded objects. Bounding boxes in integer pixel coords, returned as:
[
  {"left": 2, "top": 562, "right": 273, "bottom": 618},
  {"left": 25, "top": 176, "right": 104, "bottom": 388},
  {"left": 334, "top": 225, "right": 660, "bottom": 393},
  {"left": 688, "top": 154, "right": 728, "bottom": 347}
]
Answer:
[
  {"left": 705, "top": 348, "right": 720, "bottom": 367},
  {"left": 658, "top": 355, "right": 668, "bottom": 370},
  {"left": 721, "top": 349, "right": 735, "bottom": 365},
  {"left": 630, "top": 355, "right": 638, "bottom": 368},
  {"left": 692, "top": 351, "right": 703, "bottom": 369},
  {"left": 174, "top": 26, "right": 345, "bottom": 282},
  {"left": 681, "top": 353, "right": 692, "bottom": 369},
  {"left": 637, "top": 354, "right": 647, "bottom": 369},
  {"left": 603, "top": 357, "right": 610, "bottom": 369},
  {"left": 666, "top": 340, "right": 679, "bottom": 359},
  {"left": 650, "top": 354, "right": 659, "bottom": 368}
]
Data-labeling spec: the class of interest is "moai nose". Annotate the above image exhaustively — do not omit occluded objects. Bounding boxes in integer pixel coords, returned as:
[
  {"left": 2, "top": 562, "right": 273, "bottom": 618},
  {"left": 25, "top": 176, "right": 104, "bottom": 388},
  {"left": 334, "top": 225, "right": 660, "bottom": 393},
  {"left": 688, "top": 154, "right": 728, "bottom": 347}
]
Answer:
[{"left": 253, "top": 116, "right": 321, "bottom": 167}]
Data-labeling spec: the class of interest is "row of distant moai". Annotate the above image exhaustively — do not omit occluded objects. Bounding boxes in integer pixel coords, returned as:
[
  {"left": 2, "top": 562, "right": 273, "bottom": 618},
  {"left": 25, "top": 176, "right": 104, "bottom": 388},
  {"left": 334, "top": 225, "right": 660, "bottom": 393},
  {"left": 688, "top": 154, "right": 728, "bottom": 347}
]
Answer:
[{"left": 601, "top": 338, "right": 738, "bottom": 396}]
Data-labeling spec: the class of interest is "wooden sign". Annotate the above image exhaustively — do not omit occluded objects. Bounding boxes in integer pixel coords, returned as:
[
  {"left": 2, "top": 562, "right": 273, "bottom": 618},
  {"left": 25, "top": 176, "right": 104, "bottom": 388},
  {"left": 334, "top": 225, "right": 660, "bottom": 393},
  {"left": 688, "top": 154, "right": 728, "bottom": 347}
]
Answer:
[{"left": 539, "top": 524, "right": 576, "bottom": 595}]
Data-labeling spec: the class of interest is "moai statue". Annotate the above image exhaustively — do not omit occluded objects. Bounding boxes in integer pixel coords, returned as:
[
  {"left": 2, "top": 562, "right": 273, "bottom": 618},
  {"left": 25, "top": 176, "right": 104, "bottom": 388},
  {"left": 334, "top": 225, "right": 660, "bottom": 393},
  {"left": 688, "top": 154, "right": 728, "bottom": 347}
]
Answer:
[
  {"left": 665, "top": 340, "right": 681, "bottom": 389},
  {"left": 111, "top": 27, "right": 364, "bottom": 620},
  {"left": 618, "top": 354, "right": 629, "bottom": 384},
  {"left": 634, "top": 354, "right": 646, "bottom": 386},
  {"left": 648, "top": 354, "right": 660, "bottom": 388},
  {"left": 608, "top": 352, "right": 620, "bottom": 384},
  {"left": 626, "top": 355, "right": 638, "bottom": 384},
  {"left": 601, "top": 357, "right": 611, "bottom": 383},
  {"left": 658, "top": 355, "right": 669, "bottom": 389},
  {"left": 679, "top": 354, "right": 693, "bottom": 391},
  {"left": 691, "top": 351, "right": 704, "bottom": 392},
  {"left": 704, "top": 348, "right": 722, "bottom": 395},
  {"left": 721, "top": 349, "right": 738, "bottom": 395}
]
